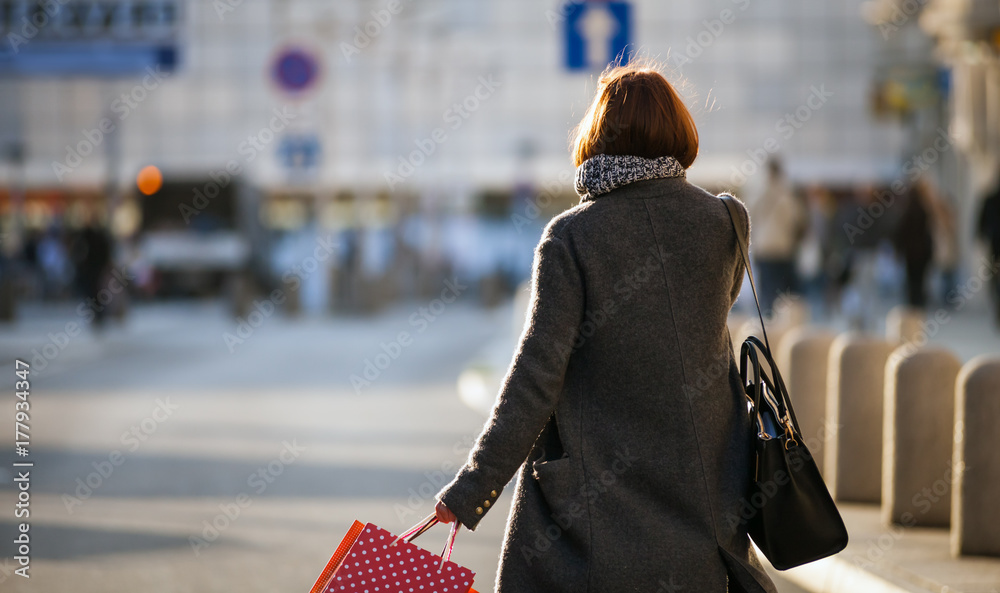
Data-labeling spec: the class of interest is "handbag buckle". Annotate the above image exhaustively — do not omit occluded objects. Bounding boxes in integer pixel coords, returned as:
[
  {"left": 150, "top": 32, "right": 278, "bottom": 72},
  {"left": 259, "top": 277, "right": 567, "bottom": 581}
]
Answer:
[{"left": 782, "top": 417, "right": 799, "bottom": 450}]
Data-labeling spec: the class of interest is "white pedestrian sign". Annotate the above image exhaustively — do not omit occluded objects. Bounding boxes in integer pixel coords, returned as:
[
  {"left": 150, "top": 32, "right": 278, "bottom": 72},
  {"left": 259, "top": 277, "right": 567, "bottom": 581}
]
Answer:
[{"left": 563, "top": 1, "right": 632, "bottom": 71}]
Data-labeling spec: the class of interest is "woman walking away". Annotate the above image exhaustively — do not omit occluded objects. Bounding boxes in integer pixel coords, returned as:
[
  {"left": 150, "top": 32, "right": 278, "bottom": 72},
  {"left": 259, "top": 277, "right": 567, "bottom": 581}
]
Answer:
[
  {"left": 433, "top": 62, "right": 776, "bottom": 593},
  {"left": 745, "top": 157, "right": 806, "bottom": 316}
]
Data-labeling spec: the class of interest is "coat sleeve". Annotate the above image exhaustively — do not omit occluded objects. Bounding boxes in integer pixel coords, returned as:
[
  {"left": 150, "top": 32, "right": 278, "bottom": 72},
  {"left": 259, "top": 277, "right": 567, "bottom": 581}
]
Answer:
[
  {"left": 722, "top": 194, "right": 750, "bottom": 306},
  {"left": 436, "top": 229, "right": 584, "bottom": 531}
]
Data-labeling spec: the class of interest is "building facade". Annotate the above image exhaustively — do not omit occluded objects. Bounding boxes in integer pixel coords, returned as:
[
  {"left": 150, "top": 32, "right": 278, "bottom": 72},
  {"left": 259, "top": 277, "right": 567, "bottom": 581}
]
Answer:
[{"left": 0, "top": 0, "right": 920, "bottom": 194}]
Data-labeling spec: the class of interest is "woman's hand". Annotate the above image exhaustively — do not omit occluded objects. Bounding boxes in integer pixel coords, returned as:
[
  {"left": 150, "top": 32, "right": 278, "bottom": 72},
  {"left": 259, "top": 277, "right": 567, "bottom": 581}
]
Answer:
[{"left": 435, "top": 499, "right": 457, "bottom": 524}]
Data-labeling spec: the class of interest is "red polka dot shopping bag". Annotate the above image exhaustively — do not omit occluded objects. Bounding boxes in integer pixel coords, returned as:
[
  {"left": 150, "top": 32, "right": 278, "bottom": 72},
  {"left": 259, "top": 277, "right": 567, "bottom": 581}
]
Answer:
[{"left": 308, "top": 513, "right": 479, "bottom": 593}]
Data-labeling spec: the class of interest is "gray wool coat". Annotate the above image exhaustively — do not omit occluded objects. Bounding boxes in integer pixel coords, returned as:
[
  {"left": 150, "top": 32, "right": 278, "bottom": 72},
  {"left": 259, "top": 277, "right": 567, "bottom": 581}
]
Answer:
[{"left": 437, "top": 176, "right": 778, "bottom": 593}]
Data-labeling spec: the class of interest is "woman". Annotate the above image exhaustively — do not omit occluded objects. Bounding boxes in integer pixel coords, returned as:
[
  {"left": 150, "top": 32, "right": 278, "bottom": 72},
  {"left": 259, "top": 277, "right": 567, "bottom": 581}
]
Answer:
[{"left": 434, "top": 63, "right": 776, "bottom": 593}]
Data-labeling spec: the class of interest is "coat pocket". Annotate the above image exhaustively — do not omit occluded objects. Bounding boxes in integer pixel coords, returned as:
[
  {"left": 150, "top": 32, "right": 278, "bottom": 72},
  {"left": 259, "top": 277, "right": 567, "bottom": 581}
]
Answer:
[{"left": 531, "top": 456, "right": 578, "bottom": 515}]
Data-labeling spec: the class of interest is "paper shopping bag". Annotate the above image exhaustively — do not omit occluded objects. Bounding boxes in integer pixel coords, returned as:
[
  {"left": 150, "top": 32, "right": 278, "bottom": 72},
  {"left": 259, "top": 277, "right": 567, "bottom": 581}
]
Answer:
[{"left": 309, "top": 514, "right": 478, "bottom": 593}]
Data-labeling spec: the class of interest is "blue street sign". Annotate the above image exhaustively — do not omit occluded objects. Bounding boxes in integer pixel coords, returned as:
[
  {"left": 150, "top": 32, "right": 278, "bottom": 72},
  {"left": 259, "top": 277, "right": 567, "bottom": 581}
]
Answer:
[
  {"left": 564, "top": 1, "right": 632, "bottom": 71},
  {"left": 0, "top": 44, "right": 177, "bottom": 76},
  {"left": 271, "top": 47, "right": 320, "bottom": 95},
  {"left": 0, "top": 0, "right": 181, "bottom": 77},
  {"left": 278, "top": 134, "right": 321, "bottom": 171}
]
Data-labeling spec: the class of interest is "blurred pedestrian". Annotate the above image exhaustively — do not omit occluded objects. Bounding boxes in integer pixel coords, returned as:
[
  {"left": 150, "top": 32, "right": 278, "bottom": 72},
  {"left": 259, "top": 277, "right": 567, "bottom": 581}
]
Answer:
[
  {"left": 745, "top": 157, "right": 806, "bottom": 316},
  {"left": 20, "top": 228, "right": 42, "bottom": 299},
  {"left": 892, "top": 180, "right": 935, "bottom": 309},
  {"left": 38, "top": 226, "right": 72, "bottom": 299},
  {"left": 978, "top": 171, "right": 1000, "bottom": 326},
  {"left": 798, "top": 184, "right": 833, "bottom": 319},
  {"left": 71, "top": 213, "right": 113, "bottom": 329},
  {"left": 433, "top": 63, "right": 776, "bottom": 593},
  {"left": 825, "top": 190, "right": 858, "bottom": 320},
  {"left": 922, "top": 179, "right": 959, "bottom": 306},
  {"left": 836, "top": 184, "right": 901, "bottom": 329}
]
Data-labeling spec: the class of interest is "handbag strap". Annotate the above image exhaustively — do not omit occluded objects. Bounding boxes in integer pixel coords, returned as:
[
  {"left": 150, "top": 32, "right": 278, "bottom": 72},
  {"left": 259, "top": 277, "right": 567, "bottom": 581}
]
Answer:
[{"left": 721, "top": 196, "right": 802, "bottom": 435}]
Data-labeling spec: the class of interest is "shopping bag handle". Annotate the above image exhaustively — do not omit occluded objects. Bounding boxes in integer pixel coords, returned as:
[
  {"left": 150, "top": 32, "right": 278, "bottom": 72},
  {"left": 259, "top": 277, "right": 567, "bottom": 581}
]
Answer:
[{"left": 389, "top": 512, "right": 461, "bottom": 571}]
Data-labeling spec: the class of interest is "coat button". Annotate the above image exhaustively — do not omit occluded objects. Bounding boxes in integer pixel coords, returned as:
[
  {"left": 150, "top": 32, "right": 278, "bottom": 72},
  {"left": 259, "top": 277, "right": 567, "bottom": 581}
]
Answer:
[
  {"left": 475, "top": 507, "right": 483, "bottom": 515},
  {"left": 490, "top": 490, "right": 497, "bottom": 498},
  {"left": 483, "top": 501, "right": 490, "bottom": 508}
]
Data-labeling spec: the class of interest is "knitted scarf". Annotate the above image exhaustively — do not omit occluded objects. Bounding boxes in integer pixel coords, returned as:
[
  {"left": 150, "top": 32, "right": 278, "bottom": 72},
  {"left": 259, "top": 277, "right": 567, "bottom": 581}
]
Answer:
[{"left": 574, "top": 154, "right": 686, "bottom": 201}]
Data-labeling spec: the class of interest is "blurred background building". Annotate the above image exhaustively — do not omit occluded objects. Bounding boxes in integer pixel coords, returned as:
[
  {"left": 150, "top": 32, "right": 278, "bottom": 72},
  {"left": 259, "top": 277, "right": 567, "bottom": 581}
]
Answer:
[{"left": 0, "top": 0, "right": 996, "bottom": 320}]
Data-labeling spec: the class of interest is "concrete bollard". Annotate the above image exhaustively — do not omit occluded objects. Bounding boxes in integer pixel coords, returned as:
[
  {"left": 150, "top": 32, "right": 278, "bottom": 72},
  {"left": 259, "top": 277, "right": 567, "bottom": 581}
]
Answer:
[
  {"left": 774, "top": 296, "right": 810, "bottom": 328},
  {"left": 776, "top": 327, "right": 836, "bottom": 475},
  {"left": 734, "top": 319, "right": 792, "bottom": 363},
  {"left": 732, "top": 296, "right": 808, "bottom": 358},
  {"left": 952, "top": 356, "right": 1000, "bottom": 558},
  {"left": 886, "top": 305, "right": 925, "bottom": 344},
  {"left": 825, "top": 333, "right": 895, "bottom": 503},
  {"left": 882, "top": 347, "right": 961, "bottom": 527}
]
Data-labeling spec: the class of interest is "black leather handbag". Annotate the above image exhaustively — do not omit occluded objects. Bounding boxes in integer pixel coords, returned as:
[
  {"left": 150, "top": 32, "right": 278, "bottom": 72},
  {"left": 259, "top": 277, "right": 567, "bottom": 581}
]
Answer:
[{"left": 721, "top": 195, "right": 849, "bottom": 570}]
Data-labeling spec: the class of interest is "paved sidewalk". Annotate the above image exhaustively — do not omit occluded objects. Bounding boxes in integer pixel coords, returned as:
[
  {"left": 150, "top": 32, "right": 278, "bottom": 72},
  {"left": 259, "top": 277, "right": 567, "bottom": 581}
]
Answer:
[
  {"left": 0, "top": 300, "right": 514, "bottom": 592},
  {"left": 773, "top": 504, "right": 1000, "bottom": 593}
]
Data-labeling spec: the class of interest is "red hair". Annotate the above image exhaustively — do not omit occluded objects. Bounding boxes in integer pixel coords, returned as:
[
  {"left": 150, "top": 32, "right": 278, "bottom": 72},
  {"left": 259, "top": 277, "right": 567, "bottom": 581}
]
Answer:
[{"left": 572, "top": 63, "right": 699, "bottom": 168}]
